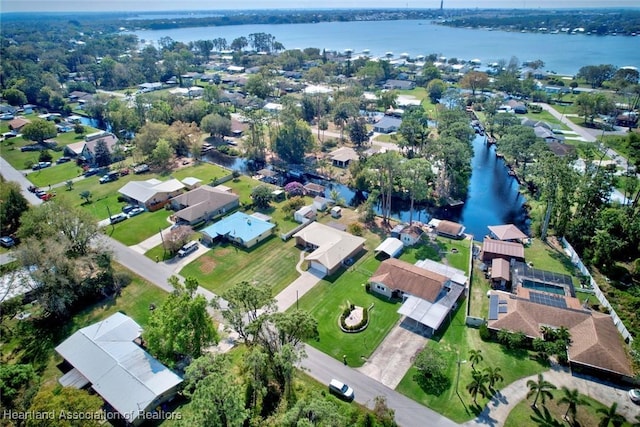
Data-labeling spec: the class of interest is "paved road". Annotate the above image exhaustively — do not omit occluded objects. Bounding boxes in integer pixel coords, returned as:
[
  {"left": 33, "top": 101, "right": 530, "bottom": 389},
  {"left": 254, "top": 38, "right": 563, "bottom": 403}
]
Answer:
[{"left": 0, "top": 157, "right": 43, "bottom": 205}]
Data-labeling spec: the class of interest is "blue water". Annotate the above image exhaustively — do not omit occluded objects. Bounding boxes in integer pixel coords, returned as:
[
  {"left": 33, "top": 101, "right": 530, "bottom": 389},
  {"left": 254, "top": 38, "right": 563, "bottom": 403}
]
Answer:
[{"left": 132, "top": 19, "right": 639, "bottom": 75}]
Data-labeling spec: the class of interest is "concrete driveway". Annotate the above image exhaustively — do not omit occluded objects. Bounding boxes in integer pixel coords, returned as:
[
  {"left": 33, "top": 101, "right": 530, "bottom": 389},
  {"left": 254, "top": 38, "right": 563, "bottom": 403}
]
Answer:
[{"left": 357, "top": 318, "right": 428, "bottom": 389}]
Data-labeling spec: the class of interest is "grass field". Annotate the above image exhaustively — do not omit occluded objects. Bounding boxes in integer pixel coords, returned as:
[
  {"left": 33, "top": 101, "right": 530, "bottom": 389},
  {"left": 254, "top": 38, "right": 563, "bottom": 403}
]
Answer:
[
  {"left": 293, "top": 253, "right": 401, "bottom": 368},
  {"left": 104, "top": 208, "right": 172, "bottom": 246},
  {"left": 27, "top": 162, "right": 85, "bottom": 187},
  {"left": 171, "top": 162, "right": 230, "bottom": 183},
  {"left": 504, "top": 388, "right": 633, "bottom": 427},
  {"left": 180, "top": 236, "right": 300, "bottom": 296}
]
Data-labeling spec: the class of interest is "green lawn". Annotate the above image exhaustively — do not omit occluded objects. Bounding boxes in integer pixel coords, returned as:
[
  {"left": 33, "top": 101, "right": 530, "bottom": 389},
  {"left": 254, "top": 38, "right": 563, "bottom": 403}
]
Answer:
[
  {"left": 104, "top": 209, "right": 172, "bottom": 246},
  {"left": 504, "top": 388, "right": 633, "bottom": 427},
  {"left": 180, "top": 236, "right": 300, "bottom": 296},
  {"left": 524, "top": 239, "right": 577, "bottom": 278},
  {"left": 27, "top": 162, "right": 84, "bottom": 187},
  {"left": 396, "top": 305, "right": 546, "bottom": 423},
  {"left": 293, "top": 253, "right": 401, "bottom": 368},
  {"left": 523, "top": 109, "right": 570, "bottom": 131},
  {"left": 171, "top": 162, "right": 230, "bottom": 183}
]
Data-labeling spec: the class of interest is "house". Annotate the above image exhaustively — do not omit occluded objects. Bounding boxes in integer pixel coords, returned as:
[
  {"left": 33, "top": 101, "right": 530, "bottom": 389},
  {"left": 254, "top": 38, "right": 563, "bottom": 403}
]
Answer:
[
  {"left": 487, "top": 290, "right": 633, "bottom": 381},
  {"left": 480, "top": 237, "right": 525, "bottom": 263},
  {"left": 304, "top": 182, "right": 325, "bottom": 197},
  {"left": 434, "top": 220, "right": 466, "bottom": 239},
  {"left": 369, "top": 258, "right": 465, "bottom": 334},
  {"left": 8, "top": 117, "right": 30, "bottom": 133},
  {"left": 487, "top": 224, "right": 527, "bottom": 242},
  {"left": 313, "top": 196, "right": 331, "bottom": 211},
  {"left": 548, "top": 141, "right": 577, "bottom": 157},
  {"left": 170, "top": 186, "right": 240, "bottom": 225},
  {"left": 64, "top": 132, "right": 119, "bottom": 165},
  {"left": 294, "top": 205, "right": 317, "bottom": 224},
  {"left": 55, "top": 313, "right": 183, "bottom": 426},
  {"left": 373, "top": 116, "right": 402, "bottom": 133},
  {"left": 200, "top": 211, "right": 275, "bottom": 248},
  {"left": 399, "top": 225, "right": 424, "bottom": 246},
  {"left": 138, "top": 82, "right": 163, "bottom": 92},
  {"left": 329, "top": 147, "right": 359, "bottom": 168},
  {"left": 383, "top": 79, "right": 416, "bottom": 90},
  {"left": 374, "top": 237, "right": 404, "bottom": 258},
  {"left": 118, "top": 178, "right": 185, "bottom": 211},
  {"left": 293, "top": 222, "right": 366, "bottom": 276}
]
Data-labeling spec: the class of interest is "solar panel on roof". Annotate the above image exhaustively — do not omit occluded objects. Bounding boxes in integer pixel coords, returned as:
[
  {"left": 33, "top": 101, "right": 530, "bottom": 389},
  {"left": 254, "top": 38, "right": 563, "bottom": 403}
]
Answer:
[
  {"left": 498, "top": 305, "right": 508, "bottom": 313},
  {"left": 529, "top": 291, "right": 567, "bottom": 309},
  {"left": 489, "top": 295, "right": 499, "bottom": 320}
]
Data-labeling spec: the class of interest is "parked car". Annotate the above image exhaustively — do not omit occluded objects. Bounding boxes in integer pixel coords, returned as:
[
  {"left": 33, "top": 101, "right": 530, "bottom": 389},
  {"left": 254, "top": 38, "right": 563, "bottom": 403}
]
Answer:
[
  {"left": 99, "top": 171, "right": 119, "bottom": 184},
  {"left": 109, "top": 213, "right": 128, "bottom": 224},
  {"left": 84, "top": 168, "right": 101, "bottom": 177},
  {"left": 0, "top": 236, "right": 16, "bottom": 248},
  {"left": 178, "top": 241, "right": 199, "bottom": 258},
  {"left": 127, "top": 207, "right": 145, "bottom": 217},
  {"left": 329, "top": 379, "right": 354, "bottom": 401},
  {"left": 133, "top": 163, "right": 150, "bottom": 174},
  {"left": 122, "top": 204, "right": 136, "bottom": 214},
  {"left": 40, "top": 193, "right": 55, "bottom": 201},
  {"left": 56, "top": 156, "right": 71, "bottom": 164},
  {"left": 630, "top": 388, "right": 640, "bottom": 404},
  {"left": 32, "top": 161, "right": 51, "bottom": 170}
]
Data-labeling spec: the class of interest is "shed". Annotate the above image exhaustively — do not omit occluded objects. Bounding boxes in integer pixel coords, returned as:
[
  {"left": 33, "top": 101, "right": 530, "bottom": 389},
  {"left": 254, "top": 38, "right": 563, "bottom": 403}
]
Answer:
[
  {"left": 304, "top": 182, "right": 325, "bottom": 197},
  {"left": 330, "top": 206, "right": 342, "bottom": 218},
  {"left": 313, "top": 196, "right": 331, "bottom": 211},
  {"left": 374, "top": 237, "right": 404, "bottom": 258},
  {"left": 491, "top": 258, "right": 511, "bottom": 289},
  {"left": 294, "top": 205, "right": 317, "bottom": 224}
]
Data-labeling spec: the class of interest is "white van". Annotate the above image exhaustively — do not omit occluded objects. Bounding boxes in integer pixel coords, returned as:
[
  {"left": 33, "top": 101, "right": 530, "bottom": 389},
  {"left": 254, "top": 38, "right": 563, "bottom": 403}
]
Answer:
[
  {"left": 329, "top": 379, "right": 354, "bottom": 401},
  {"left": 178, "top": 241, "right": 198, "bottom": 258}
]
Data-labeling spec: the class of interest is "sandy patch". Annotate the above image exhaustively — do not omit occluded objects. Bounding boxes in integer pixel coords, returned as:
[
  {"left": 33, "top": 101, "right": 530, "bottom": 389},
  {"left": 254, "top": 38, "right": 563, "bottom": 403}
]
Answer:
[{"left": 199, "top": 257, "right": 216, "bottom": 274}]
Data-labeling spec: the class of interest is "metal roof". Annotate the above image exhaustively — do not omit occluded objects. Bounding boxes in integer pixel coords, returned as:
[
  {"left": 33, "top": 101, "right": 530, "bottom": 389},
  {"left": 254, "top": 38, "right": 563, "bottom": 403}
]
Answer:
[
  {"left": 374, "top": 237, "right": 404, "bottom": 258},
  {"left": 55, "top": 313, "right": 182, "bottom": 422}
]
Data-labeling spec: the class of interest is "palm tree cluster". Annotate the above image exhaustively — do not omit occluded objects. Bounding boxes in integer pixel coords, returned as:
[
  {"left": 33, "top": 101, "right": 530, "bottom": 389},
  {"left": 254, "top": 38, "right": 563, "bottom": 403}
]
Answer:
[
  {"left": 525, "top": 375, "right": 626, "bottom": 427},
  {"left": 464, "top": 349, "right": 504, "bottom": 405}
]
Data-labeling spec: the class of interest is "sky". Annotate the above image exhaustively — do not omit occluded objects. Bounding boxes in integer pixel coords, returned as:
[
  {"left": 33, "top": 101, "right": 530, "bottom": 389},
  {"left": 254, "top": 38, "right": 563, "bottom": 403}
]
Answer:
[{"left": 2, "top": 0, "right": 639, "bottom": 13}]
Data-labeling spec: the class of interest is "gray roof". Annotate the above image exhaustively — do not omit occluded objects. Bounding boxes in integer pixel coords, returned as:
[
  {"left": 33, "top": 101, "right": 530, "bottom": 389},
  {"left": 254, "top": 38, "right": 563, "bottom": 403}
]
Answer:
[
  {"left": 374, "top": 115, "right": 402, "bottom": 131},
  {"left": 374, "top": 237, "right": 404, "bottom": 258},
  {"left": 118, "top": 179, "right": 185, "bottom": 204},
  {"left": 55, "top": 313, "right": 182, "bottom": 422},
  {"left": 414, "top": 258, "right": 468, "bottom": 286}
]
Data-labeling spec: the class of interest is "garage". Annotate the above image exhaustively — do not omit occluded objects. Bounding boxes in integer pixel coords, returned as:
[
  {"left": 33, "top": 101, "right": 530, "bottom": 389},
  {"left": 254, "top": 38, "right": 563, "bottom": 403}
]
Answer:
[{"left": 309, "top": 261, "right": 328, "bottom": 277}]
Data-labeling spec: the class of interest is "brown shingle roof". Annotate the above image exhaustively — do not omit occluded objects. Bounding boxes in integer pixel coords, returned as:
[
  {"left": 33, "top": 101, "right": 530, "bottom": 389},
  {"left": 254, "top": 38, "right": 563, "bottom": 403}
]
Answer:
[
  {"left": 369, "top": 258, "right": 447, "bottom": 302},
  {"left": 488, "top": 224, "right": 527, "bottom": 241},
  {"left": 481, "top": 238, "right": 525, "bottom": 259},
  {"left": 488, "top": 291, "right": 632, "bottom": 377},
  {"left": 8, "top": 117, "right": 29, "bottom": 130},
  {"left": 436, "top": 220, "right": 464, "bottom": 236}
]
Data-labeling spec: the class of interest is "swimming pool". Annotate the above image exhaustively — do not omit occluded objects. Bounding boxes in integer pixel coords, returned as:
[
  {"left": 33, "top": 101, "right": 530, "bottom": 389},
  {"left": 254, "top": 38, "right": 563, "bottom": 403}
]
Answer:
[{"left": 522, "top": 279, "right": 566, "bottom": 296}]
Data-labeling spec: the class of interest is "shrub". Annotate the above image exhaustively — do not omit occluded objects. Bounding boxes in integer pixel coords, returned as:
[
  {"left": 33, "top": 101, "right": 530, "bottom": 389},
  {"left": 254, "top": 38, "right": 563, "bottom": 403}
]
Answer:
[
  {"left": 347, "top": 222, "right": 363, "bottom": 236},
  {"left": 113, "top": 271, "right": 132, "bottom": 288},
  {"left": 479, "top": 323, "right": 491, "bottom": 341}
]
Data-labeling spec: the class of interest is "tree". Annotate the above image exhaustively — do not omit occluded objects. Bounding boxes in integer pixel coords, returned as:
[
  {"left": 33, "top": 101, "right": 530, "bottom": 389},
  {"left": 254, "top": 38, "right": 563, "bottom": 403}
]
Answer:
[
  {"left": 151, "top": 138, "right": 174, "bottom": 171},
  {"left": 20, "top": 119, "right": 57, "bottom": 144},
  {"left": 468, "top": 349, "right": 483, "bottom": 371},
  {"left": 370, "top": 151, "right": 402, "bottom": 224},
  {"left": 3, "top": 88, "right": 27, "bottom": 106},
  {"left": 201, "top": 113, "right": 231, "bottom": 139},
  {"left": 135, "top": 122, "right": 170, "bottom": 156},
  {"left": 221, "top": 280, "right": 276, "bottom": 344},
  {"left": 0, "top": 363, "right": 36, "bottom": 410},
  {"left": 333, "top": 100, "right": 358, "bottom": 140},
  {"left": 246, "top": 74, "right": 272, "bottom": 99},
  {"left": 0, "top": 179, "right": 29, "bottom": 236},
  {"left": 144, "top": 276, "right": 217, "bottom": 367},
  {"left": 167, "top": 121, "right": 201, "bottom": 157},
  {"left": 284, "top": 181, "right": 305, "bottom": 197},
  {"left": 460, "top": 71, "right": 489, "bottom": 96},
  {"left": 483, "top": 366, "right": 503, "bottom": 390},
  {"left": 401, "top": 158, "right": 433, "bottom": 225},
  {"left": 79, "top": 190, "right": 92, "bottom": 204},
  {"left": 280, "top": 392, "right": 346, "bottom": 426},
  {"left": 498, "top": 125, "right": 538, "bottom": 181},
  {"left": 180, "top": 353, "right": 248, "bottom": 427},
  {"left": 163, "top": 225, "right": 193, "bottom": 254},
  {"left": 526, "top": 374, "right": 557, "bottom": 408},
  {"left": 93, "top": 138, "right": 112, "bottom": 167},
  {"left": 251, "top": 185, "right": 273, "bottom": 209},
  {"left": 578, "top": 64, "right": 617, "bottom": 88},
  {"left": 413, "top": 346, "right": 450, "bottom": 395},
  {"left": 27, "top": 384, "right": 103, "bottom": 427},
  {"left": 558, "top": 387, "right": 589, "bottom": 424},
  {"left": 596, "top": 402, "right": 625, "bottom": 427},
  {"left": 466, "top": 370, "right": 490, "bottom": 405},
  {"left": 271, "top": 117, "right": 315, "bottom": 164},
  {"left": 426, "top": 79, "right": 446, "bottom": 103},
  {"left": 349, "top": 117, "right": 369, "bottom": 147}
]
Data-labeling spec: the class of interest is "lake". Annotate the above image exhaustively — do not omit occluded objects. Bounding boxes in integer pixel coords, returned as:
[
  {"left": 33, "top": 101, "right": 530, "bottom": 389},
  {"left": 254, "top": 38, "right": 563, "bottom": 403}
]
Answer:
[{"left": 132, "top": 19, "right": 639, "bottom": 75}]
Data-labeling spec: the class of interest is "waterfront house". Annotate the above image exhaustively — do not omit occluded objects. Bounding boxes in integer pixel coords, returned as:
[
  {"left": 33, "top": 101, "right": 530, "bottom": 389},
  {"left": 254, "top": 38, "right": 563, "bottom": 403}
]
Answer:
[
  {"left": 55, "top": 313, "right": 183, "bottom": 426},
  {"left": 487, "top": 224, "right": 527, "bottom": 242},
  {"left": 400, "top": 225, "right": 424, "bottom": 246},
  {"left": 329, "top": 147, "right": 359, "bottom": 168},
  {"left": 480, "top": 238, "right": 525, "bottom": 263},
  {"left": 434, "top": 220, "right": 466, "bottom": 239},
  {"left": 304, "top": 182, "right": 325, "bottom": 197},
  {"left": 373, "top": 116, "right": 402, "bottom": 133},
  {"left": 64, "top": 132, "right": 119, "bottom": 165}
]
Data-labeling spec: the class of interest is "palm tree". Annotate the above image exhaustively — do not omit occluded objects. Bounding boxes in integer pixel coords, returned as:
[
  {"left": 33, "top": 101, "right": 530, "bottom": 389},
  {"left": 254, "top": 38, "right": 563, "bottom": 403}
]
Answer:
[
  {"left": 555, "top": 326, "right": 571, "bottom": 345},
  {"left": 466, "top": 370, "right": 490, "bottom": 405},
  {"left": 558, "top": 387, "right": 589, "bottom": 424},
  {"left": 468, "top": 349, "right": 484, "bottom": 371},
  {"left": 540, "top": 325, "right": 556, "bottom": 341},
  {"left": 526, "top": 374, "right": 557, "bottom": 408},
  {"left": 483, "top": 366, "right": 504, "bottom": 390},
  {"left": 329, "top": 188, "right": 346, "bottom": 207},
  {"left": 596, "top": 402, "right": 625, "bottom": 427}
]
